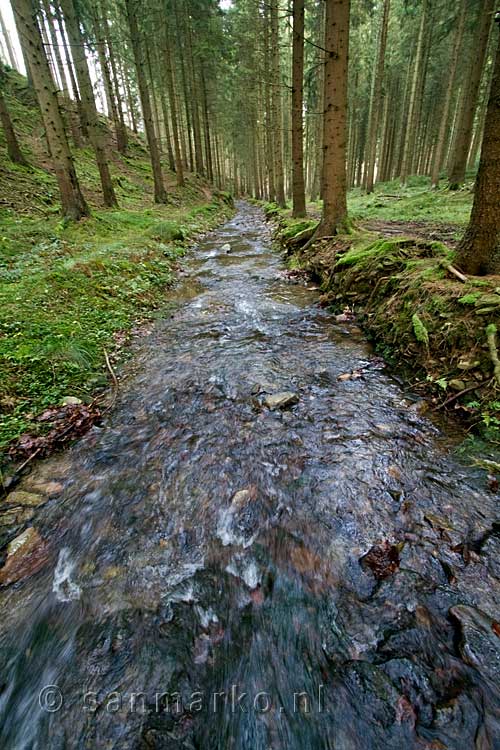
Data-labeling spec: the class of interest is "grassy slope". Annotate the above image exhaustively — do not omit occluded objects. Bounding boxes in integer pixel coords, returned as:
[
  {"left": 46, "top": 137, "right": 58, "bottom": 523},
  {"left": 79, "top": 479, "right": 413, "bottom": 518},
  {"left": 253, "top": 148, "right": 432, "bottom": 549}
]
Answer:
[{"left": 0, "top": 71, "right": 233, "bottom": 455}]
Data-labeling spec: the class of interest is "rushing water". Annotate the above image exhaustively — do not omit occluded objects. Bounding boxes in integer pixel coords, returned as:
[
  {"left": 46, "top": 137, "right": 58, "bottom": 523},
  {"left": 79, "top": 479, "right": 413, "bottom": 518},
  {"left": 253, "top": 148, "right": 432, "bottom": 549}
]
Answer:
[{"left": 0, "top": 203, "right": 499, "bottom": 749}]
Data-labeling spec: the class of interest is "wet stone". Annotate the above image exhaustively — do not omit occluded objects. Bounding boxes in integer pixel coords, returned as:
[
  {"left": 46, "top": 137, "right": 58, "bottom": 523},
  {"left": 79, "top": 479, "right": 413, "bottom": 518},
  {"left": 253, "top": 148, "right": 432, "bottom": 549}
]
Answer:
[
  {"left": 3, "top": 490, "right": 45, "bottom": 508},
  {"left": 263, "top": 391, "right": 299, "bottom": 410},
  {"left": 0, "top": 527, "right": 49, "bottom": 586}
]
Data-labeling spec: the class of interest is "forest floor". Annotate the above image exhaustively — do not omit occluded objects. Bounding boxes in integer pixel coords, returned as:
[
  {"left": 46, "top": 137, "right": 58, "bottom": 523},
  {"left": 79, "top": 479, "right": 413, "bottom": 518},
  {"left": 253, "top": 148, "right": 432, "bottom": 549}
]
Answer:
[
  {"left": 265, "top": 181, "right": 500, "bottom": 454},
  {"left": 0, "top": 70, "right": 233, "bottom": 464}
]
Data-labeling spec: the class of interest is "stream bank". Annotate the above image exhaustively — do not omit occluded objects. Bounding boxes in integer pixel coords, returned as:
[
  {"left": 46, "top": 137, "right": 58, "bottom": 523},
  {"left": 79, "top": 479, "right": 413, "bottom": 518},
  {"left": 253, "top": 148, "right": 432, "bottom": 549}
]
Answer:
[
  {"left": 266, "top": 203, "right": 500, "bottom": 452},
  {"left": 0, "top": 202, "right": 499, "bottom": 749}
]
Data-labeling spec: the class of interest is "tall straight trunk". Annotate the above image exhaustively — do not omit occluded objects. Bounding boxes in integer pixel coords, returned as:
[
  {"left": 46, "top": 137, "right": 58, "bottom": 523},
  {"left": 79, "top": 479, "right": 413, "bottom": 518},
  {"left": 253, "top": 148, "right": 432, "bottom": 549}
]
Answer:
[
  {"left": 448, "top": 0, "right": 494, "bottom": 189},
  {"left": 163, "top": 17, "right": 183, "bottom": 186},
  {"left": 185, "top": 14, "right": 204, "bottom": 174},
  {"left": 430, "top": 0, "right": 466, "bottom": 187},
  {"left": 41, "top": 0, "right": 70, "bottom": 97},
  {"left": 263, "top": 4, "right": 275, "bottom": 201},
  {"left": 311, "top": 0, "right": 350, "bottom": 239},
  {"left": 0, "top": 8, "right": 18, "bottom": 69},
  {"left": 119, "top": 56, "right": 137, "bottom": 133},
  {"left": 200, "top": 66, "right": 214, "bottom": 183},
  {"left": 60, "top": 0, "right": 117, "bottom": 207},
  {"left": 455, "top": 21, "right": 500, "bottom": 275},
  {"left": 12, "top": 0, "right": 88, "bottom": 219},
  {"left": 365, "top": 0, "right": 390, "bottom": 193},
  {"left": 0, "top": 86, "right": 28, "bottom": 164},
  {"left": 92, "top": 9, "right": 126, "bottom": 153},
  {"left": 53, "top": 0, "right": 86, "bottom": 145},
  {"left": 270, "top": 0, "right": 285, "bottom": 207},
  {"left": 101, "top": 0, "right": 128, "bottom": 151},
  {"left": 291, "top": 0, "right": 306, "bottom": 216},
  {"left": 93, "top": 2, "right": 127, "bottom": 153},
  {"left": 124, "top": 0, "right": 167, "bottom": 203},
  {"left": 400, "top": 0, "right": 428, "bottom": 186}
]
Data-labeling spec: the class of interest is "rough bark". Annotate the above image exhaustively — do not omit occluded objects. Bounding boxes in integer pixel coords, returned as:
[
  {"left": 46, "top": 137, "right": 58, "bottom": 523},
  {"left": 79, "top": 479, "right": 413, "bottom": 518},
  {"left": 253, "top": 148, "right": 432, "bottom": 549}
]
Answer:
[
  {"left": 365, "top": 0, "right": 390, "bottom": 193},
  {"left": 455, "top": 21, "right": 500, "bottom": 275},
  {"left": 124, "top": 0, "right": 167, "bottom": 203},
  {"left": 60, "top": 0, "right": 117, "bottom": 207},
  {"left": 0, "top": 7, "right": 18, "bottom": 70},
  {"left": 163, "top": 17, "right": 184, "bottom": 186},
  {"left": 430, "top": 0, "right": 466, "bottom": 187},
  {"left": 41, "top": 0, "right": 70, "bottom": 98},
  {"left": 291, "top": 0, "right": 306, "bottom": 216},
  {"left": 0, "top": 69, "right": 28, "bottom": 164},
  {"left": 310, "top": 0, "right": 350, "bottom": 240},
  {"left": 270, "top": 0, "right": 286, "bottom": 207},
  {"left": 12, "top": 0, "right": 89, "bottom": 220},
  {"left": 400, "top": 0, "right": 428, "bottom": 186},
  {"left": 448, "top": 0, "right": 494, "bottom": 189}
]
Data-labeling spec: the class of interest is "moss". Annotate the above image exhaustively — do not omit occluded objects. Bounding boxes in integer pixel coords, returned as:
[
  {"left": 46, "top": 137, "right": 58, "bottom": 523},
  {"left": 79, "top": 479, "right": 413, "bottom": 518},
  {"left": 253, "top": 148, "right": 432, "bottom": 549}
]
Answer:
[
  {"left": 458, "top": 292, "right": 481, "bottom": 305},
  {"left": 336, "top": 238, "right": 402, "bottom": 267},
  {"left": 147, "top": 221, "right": 185, "bottom": 242}
]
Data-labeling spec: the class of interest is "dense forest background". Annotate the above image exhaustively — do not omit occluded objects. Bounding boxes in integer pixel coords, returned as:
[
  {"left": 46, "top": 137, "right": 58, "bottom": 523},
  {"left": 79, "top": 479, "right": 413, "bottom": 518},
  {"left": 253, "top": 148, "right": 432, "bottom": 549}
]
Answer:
[{"left": 0, "top": 0, "right": 496, "bottom": 209}]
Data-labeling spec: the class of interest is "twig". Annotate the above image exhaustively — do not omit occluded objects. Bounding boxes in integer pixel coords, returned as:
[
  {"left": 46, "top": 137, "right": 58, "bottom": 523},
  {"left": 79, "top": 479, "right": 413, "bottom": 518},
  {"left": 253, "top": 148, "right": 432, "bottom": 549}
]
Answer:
[
  {"left": 103, "top": 347, "right": 119, "bottom": 390},
  {"left": 444, "top": 264, "right": 468, "bottom": 283},
  {"left": 433, "top": 378, "right": 493, "bottom": 411}
]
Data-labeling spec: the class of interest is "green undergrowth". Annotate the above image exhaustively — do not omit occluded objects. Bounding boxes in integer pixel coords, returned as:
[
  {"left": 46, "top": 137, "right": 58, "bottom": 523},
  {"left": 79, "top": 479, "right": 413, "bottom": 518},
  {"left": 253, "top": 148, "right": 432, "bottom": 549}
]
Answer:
[
  {"left": 0, "top": 196, "right": 233, "bottom": 454},
  {"left": 0, "top": 69, "right": 235, "bottom": 456}
]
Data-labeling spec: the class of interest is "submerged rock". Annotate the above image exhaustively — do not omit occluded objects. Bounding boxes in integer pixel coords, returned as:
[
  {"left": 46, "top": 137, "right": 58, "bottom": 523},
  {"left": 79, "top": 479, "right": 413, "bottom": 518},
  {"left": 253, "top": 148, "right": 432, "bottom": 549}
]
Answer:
[
  {"left": 263, "top": 391, "right": 299, "bottom": 410},
  {"left": 450, "top": 605, "right": 500, "bottom": 682},
  {"left": 4, "top": 490, "right": 45, "bottom": 508},
  {"left": 0, "top": 527, "right": 49, "bottom": 586}
]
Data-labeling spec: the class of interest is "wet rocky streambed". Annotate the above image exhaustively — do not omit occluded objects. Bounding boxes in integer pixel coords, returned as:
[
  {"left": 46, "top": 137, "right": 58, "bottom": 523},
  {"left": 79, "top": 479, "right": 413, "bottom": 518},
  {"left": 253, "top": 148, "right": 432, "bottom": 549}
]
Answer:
[{"left": 0, "top": 203, "right": 499, "bottom": 749}]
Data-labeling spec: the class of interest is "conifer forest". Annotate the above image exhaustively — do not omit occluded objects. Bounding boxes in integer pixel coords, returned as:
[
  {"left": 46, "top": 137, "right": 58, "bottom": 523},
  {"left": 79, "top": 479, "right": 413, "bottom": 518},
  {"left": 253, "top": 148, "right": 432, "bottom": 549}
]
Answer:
[{"left": 0, "top": 1, "right": 499, "bottom": 748}]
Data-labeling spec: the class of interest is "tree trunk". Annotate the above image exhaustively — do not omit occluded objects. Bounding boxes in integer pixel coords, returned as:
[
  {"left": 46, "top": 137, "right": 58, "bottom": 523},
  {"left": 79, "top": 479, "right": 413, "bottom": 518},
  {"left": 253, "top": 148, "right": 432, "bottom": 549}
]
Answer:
[
  {"left": 455, "top": 21, "right": 500, "bottom": 275},
  {"left": 60, "top": 0, "right": 117, "bottom": 208},
  {"left": 448, "top": 0, "right": 494, "bottom": 189},
  {"left": 291, "top": 0, "right": 306, "bottom": 216},
  {"left": 0, "top": 8, "right": 18, "bottom": 70},
  {"left": 52, "top": 0, "right": 86, "bottom": 145},
  {"left": 365, "top": 0, "right": 390, "bottom": 193},
  {"left": 163, "top": 16, "right": 184, "bottom": 186},
  {"left": 400, "top": 0, "right": 428, "bottom": 186},
  {"left": 41, "top": 0, "right": 70, "bottom": 98},
  {"left": 12, "top": 0, "right": 89, "bottom": 220},
  {"left": 0, "top": 82, "right": 28, "bottom": 165},
  {"left": 124, "top": 0, "right": 167, "bottom": 203},
  {"left": 270, "top": 1, "right": 286, "bottom": 207},
  {"left": 263, "top": 3, "right": 275, "bottom": 201},
  {"left": 310, "top": 0, "right": 350, "bottom": 240},
  {"left": 430, "top": 0, "right": 466, "bottom": 188}
]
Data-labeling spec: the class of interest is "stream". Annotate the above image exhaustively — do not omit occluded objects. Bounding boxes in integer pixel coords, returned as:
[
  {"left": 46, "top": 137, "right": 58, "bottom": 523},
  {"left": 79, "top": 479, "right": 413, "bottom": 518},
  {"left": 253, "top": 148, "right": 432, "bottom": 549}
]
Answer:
[{"left": 0, "top": 202, "right": 499, "bottom": 749}]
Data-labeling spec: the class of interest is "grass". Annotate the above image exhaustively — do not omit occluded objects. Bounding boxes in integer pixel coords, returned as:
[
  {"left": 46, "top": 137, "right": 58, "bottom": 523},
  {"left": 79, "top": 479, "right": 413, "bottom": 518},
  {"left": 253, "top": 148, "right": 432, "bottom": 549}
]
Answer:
[{"left": 0, "top": 68, "right": 234, "bottom": 456}]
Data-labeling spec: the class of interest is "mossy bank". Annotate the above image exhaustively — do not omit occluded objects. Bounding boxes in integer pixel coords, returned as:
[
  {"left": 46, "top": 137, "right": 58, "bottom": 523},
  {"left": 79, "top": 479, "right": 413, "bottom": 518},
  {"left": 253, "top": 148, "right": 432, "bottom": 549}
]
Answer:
[{"left": 263, "top": 183, "right": 500, "bottom": 447}]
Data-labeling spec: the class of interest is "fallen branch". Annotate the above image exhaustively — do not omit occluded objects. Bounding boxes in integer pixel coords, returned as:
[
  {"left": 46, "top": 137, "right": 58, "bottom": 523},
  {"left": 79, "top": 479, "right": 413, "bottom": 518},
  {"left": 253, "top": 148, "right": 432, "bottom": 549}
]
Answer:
[
  {"left": 433, "top": 378, "right": 493, "bottom": 411},
  {"left": 103, "top": 347, "right": 119, "bottom": 390},
  {"left": 443, "top": 263, "right": 468, "bottom": 283}
]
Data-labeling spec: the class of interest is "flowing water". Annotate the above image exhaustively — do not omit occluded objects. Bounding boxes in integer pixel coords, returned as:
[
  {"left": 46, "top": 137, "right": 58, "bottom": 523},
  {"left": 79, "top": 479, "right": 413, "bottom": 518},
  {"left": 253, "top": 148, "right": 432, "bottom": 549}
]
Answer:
[{"left": 0, "top": 203, "right": 499, "bottom": 749}]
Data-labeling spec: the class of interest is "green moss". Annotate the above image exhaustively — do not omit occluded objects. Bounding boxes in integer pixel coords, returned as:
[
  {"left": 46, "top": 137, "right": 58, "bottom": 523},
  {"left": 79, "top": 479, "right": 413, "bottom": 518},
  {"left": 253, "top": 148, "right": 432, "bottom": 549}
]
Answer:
[
  {"left": 336, "top": 238, "right": 401, "bottom": 267},
  {"left": 147, "top": 221, "right": 185, "bottom": 242}
]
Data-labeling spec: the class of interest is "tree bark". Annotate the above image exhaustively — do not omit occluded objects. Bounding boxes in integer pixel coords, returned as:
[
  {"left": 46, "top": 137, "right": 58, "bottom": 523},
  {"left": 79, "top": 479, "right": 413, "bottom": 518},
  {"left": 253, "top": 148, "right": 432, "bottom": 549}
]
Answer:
[
  {"left": 41, "top": 0, "right": 70, "bottom": 98},
  {"left": 400, "top": 0, "right": 428, "bottom": 186},
  {"left": 12, "top": 0, "right": 89, "bottom": 219},
  {"left": 448, "top": 0, "right": 494, "bottom": 189},
  {"left": 455, "top": 20, "right": 500, "bottom": 275},
  {"left": 310, "top": 0, "right": 350, "bottom": 240},
  {"left": 124, "top": 0, "right": 167, "bottom": 203},
  {"left": 163, "top": 16, "right": 184, "bottom": 186},
  {"left": 0, "top": 7, "right": 19, "bottom": 70},
  {"left": 430, "top": 0, "right": 466, "bottom": 188},
  {"left": 365, "top": 0, "right": 390, "bottom": 193},
  {"left": 291, "top": 0, "right": 306, "bottom": 216},
  {"left": 0, "top": 70, "right": 28, "bottom": 164},
  {"left": 60, "top": 0, "right": 117, "bottom": 207},
  {"left": 270, "top": 0, "right": 286, "bottom": 207}
]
